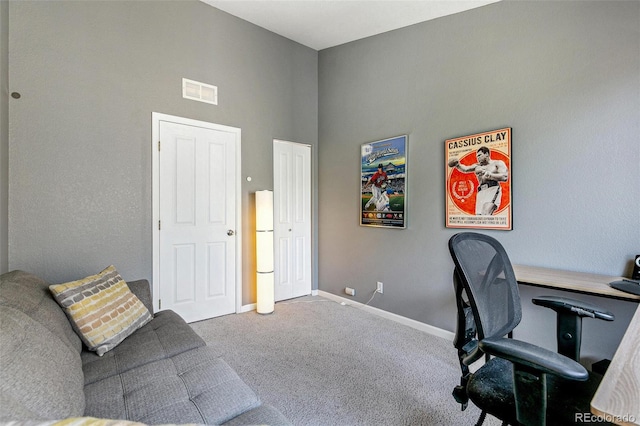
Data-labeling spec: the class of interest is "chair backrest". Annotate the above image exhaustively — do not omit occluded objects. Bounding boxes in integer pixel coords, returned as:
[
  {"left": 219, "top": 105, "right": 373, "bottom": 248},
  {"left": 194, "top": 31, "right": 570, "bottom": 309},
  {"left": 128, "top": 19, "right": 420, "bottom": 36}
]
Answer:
[{"left": 449, "top": 232, "right": 522, "bottom": 340}]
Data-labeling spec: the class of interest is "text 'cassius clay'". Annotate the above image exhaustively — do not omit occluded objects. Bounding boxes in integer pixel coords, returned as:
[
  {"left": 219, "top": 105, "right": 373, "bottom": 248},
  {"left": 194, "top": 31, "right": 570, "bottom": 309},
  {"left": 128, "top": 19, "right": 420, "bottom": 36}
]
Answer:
[{"left": 448, "top": 131, "right": 508, "bottom": 150}]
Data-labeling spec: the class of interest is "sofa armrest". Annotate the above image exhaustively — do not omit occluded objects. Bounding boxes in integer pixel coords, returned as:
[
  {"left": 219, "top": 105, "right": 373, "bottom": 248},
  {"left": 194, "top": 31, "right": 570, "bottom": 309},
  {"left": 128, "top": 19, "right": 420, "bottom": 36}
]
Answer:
[{"left": 126, "top": 279, "right": 153, "bottom": 314}]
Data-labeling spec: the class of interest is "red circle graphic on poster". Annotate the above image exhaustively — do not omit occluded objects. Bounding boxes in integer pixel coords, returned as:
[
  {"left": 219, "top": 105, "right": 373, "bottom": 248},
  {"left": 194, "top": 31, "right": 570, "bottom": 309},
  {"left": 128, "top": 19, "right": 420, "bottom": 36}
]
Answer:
[{"left": 448, "top": 151, "right": 510, "bottom": 216}]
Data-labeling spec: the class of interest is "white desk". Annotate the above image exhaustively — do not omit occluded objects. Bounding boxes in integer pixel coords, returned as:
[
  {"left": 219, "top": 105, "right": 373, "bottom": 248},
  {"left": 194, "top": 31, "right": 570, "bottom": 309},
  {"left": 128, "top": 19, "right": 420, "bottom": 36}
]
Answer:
[
  {"left": 511, "top": 264, "right": 639, "bottom": 425},
  {"left": 590, "top": 303, "right": 640, "bottom": 425},
  {"left": 512, "top": 264, "right": 640, "bottom": 302}
]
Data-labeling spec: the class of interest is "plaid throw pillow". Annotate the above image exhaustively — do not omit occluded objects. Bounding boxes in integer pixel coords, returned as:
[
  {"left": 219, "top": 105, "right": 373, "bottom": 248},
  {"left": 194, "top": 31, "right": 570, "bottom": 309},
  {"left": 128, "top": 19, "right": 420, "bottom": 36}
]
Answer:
[{"left": 49, "top": 265, "right": 152, "bottom": 356}]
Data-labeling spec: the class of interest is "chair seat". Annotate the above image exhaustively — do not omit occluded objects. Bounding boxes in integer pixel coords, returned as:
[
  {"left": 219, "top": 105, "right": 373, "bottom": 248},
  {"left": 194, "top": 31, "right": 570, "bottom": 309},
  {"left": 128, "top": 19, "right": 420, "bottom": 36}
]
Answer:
[{"left": 468, "top": 357, "right": 611, "bottom": 426}]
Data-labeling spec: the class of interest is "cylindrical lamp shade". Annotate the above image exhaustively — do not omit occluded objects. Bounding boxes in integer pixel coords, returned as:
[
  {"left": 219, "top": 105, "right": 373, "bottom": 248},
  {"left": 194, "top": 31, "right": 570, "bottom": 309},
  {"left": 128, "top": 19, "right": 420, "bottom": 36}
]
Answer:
[
  {"left": 256, "top": 271, "right": 275, "bottom": 315},
  {"left": 256, "top": 190, "right": 274, "bottom": 232},
  {"left": 256, "top": 231, "right": 274, "bottom": 272},
  {"left": 256, "top": 190, "right": 275, "bottom": 314}
]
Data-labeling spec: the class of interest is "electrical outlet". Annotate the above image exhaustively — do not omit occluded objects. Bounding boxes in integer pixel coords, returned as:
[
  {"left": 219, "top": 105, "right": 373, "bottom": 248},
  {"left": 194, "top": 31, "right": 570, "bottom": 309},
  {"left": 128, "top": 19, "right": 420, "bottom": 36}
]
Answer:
[
  {"left": 345, "top": 287, "right": 356, "bottom": 296},
  {"left": 376, "top": 281, "right": 383, "bottom": 294}
]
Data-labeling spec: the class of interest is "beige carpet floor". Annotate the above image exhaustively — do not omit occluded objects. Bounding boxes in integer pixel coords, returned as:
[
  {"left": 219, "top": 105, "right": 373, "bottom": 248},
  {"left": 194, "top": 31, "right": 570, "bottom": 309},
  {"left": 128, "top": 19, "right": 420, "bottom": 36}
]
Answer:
[{"left": 191, "top": 295, "right": 501, "bottom": 426}]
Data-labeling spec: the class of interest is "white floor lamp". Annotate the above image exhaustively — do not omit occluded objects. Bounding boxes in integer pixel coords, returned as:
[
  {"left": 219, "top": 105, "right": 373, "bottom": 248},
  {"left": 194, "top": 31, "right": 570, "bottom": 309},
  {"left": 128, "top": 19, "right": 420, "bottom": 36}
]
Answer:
[{"left": 255, "top": 190, "right": 274, "bottom": 314}]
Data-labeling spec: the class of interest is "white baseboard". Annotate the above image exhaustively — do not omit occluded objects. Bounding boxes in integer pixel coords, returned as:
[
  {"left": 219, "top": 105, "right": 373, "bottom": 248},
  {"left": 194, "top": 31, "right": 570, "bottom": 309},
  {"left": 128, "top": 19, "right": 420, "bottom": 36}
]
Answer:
[
  {"left": 240, "top": 291, "right": 318, "bottom": 313},
  {"left": 317, "top": 290, "right": 455, "bottom": 342},
  {"left": 239, "top": 291, "right": 454, "bottom": 342},
  {"left": 239, "top": 303, "right": 256, "bottom": 313}
]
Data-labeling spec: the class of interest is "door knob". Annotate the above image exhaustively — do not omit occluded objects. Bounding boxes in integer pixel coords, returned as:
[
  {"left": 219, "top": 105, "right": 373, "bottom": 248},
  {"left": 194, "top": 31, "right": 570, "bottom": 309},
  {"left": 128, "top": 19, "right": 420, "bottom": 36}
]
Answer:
[{"left": 227, "top": 230, "right": 235, "bottom": 236}]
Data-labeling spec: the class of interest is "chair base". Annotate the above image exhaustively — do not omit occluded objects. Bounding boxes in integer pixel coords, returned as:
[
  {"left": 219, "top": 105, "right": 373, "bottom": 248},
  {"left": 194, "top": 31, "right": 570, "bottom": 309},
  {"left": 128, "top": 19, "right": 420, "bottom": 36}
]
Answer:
[{"left": 467, "top": 358, "right": 611, "bottom": 426}]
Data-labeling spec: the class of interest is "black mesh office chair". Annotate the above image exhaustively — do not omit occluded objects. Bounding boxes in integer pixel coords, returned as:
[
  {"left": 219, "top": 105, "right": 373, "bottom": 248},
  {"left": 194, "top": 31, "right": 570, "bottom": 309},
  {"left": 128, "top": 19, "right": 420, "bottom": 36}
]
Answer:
[{"left": 448, "top": 232, "right": 614, "bottom": 426}]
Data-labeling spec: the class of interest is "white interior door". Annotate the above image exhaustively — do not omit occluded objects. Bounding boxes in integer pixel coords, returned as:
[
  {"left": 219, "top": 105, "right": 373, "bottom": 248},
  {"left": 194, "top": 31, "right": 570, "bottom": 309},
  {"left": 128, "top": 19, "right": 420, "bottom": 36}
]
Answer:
[
  {"left": 153, "top": 115, "right": 240, "bottom": 323},
  {"left": 273, "top": 140, "right": 311, "bottom": 301}
]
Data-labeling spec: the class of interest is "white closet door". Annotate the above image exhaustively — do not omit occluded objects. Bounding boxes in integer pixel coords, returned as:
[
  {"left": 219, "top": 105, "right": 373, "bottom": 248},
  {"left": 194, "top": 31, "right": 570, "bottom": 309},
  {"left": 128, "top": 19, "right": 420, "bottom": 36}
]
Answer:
[{"left": 273, "top": 140, "right": 311, "bottom": 301}]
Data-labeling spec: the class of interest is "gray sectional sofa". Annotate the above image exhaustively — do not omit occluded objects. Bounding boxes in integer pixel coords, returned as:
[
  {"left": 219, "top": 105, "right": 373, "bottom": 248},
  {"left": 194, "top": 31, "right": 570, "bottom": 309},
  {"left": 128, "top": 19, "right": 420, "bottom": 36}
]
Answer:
[{"left": 0, "top": 270, "right": 290, "bottom": 425}]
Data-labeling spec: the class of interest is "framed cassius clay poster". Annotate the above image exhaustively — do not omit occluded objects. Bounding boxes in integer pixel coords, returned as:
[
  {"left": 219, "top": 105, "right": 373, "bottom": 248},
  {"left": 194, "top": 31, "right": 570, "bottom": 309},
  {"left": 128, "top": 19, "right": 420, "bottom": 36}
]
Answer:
[
  {"left": 445, "top": 128, "right": 512, "bottom": 230},
  {"left": 361, "top": 135, "right": 407, "bottom": 228}
]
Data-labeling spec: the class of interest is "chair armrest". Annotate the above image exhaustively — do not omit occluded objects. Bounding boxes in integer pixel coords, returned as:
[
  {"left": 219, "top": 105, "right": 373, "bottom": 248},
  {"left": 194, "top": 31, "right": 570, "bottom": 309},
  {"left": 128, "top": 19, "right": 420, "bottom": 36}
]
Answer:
[
  {"left": 479, "top": 337, "right": 588, "bottom": 381},
  {"left": 461, "top": 340, "right": 486, "bottom": 366},
  {"left": 126, "top": 279, "right": 154, "bottom": 314},
  {"left": 532, "top": 295, "right": 614, "bottom": 321}
]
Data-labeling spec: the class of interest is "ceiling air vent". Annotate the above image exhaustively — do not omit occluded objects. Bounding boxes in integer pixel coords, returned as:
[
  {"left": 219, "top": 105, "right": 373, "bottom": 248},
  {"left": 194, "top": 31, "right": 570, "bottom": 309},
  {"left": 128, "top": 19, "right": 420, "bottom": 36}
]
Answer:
[{"left": 182, "top": 78, "right": 218, "bottom": 105}]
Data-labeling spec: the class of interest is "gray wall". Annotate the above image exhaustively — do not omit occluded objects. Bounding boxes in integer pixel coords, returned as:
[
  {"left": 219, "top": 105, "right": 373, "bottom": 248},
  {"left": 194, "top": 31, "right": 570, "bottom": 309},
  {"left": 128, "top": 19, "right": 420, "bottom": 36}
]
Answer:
[
  {"left": 7, "top": 0, "right": 318, "bottom": 305},
  {"left": 318, "top": 0, "right": 639, "bottom": 362},
  {"left": 1, "top": 0, "right": 8, "bottom": 275}
]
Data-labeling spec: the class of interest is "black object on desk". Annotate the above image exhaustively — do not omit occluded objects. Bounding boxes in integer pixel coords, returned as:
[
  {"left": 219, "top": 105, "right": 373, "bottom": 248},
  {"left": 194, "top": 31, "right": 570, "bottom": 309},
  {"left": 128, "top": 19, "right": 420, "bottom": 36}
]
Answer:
[
  {"left": 632, "top": 254, "right": 640, "bottom": 280},
  {"left": 609, "top": 278, "right": 640, "bottom": 296}
]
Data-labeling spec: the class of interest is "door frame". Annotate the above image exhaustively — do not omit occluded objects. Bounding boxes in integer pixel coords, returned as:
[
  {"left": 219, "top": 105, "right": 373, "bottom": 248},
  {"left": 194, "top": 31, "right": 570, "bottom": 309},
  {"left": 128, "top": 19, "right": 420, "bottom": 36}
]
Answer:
[{"left": 151, "top": 112, "right": 243, "bottom": 315}]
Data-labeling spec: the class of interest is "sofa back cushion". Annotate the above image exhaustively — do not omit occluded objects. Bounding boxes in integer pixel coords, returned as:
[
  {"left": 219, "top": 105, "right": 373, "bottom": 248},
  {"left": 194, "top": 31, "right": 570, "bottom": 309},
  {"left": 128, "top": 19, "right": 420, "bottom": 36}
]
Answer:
[
  {"left": 0, "top": 305, "right": 86, "bottom": 420},
  {"left": 0, "top": 270, "right": 82, "bottom": 353}
]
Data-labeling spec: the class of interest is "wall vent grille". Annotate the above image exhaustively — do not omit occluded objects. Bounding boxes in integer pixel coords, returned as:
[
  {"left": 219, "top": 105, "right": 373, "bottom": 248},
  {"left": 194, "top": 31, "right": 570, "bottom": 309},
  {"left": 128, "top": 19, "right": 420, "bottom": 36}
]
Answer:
[{"left": 182, "top": 78, "right": 218, "bottom": 105}]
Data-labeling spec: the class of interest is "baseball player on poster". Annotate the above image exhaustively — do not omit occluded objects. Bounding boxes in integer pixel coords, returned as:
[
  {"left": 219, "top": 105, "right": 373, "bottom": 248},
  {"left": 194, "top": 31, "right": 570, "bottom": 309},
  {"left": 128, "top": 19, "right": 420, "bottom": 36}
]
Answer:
[{"left": 363, "top": 163, "right": 390, "bottom": 212}]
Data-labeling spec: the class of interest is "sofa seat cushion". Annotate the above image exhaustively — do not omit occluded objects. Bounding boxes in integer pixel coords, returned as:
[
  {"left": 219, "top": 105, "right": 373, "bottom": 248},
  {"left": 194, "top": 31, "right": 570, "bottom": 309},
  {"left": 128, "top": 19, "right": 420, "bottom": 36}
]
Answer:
[
  {"left": 49, "top": 266, "right": 152, "bottom": 356},
  {"left": 82, "top": 310, "right": 206, "bottom": 385},
  {"left": 221, "top": 404, "right": 291, "bottom": 426},
  {"left": 84, "top": 346, "right": 261, "bottom": 425}
]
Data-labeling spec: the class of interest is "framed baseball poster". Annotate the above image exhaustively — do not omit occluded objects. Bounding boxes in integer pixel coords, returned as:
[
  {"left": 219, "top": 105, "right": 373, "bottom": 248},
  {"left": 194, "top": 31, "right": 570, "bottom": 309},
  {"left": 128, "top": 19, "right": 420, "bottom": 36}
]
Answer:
[
  {"left": 361, "top": 135, "right": 407, "bottom": 228},
  {"left": 445, "top": 128, "right": 512, "bottom": 230}
]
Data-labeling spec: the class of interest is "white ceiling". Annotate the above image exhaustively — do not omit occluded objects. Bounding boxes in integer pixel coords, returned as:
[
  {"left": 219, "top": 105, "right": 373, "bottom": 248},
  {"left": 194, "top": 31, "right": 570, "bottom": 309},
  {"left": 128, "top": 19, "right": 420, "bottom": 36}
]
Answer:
[{"left": 201, "top": 0, "right": 501, "bottom": 51}]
